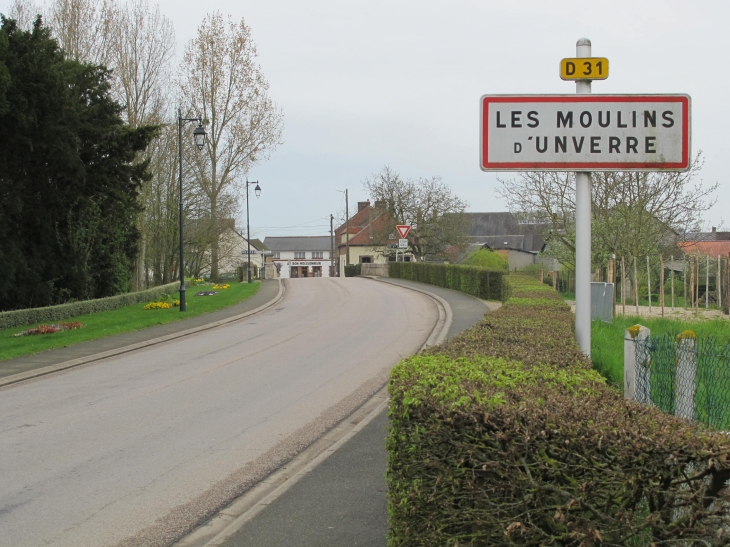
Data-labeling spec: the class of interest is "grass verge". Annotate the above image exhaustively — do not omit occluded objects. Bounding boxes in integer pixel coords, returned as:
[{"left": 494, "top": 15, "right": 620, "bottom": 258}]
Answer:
[
  {"left": 592, "top": 315, "right": 730, "bottom": 387},
  {"left": 0, "top": 282, "right": 261, "bottom": 362}
]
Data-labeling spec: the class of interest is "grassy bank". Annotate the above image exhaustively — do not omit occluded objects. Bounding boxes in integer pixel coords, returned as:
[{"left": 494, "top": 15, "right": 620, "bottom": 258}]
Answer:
[
  {"left": 592, "top": 315, "right": 730, "bottom": 386},
  {"left": 0, "top": 282, "right": 261, "bottom": 362}
]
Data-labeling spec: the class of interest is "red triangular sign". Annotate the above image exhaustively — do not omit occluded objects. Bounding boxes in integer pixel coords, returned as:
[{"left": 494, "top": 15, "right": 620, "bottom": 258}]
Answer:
[{"left": 396, "top": 225, "right": 411, "bottom": 238}]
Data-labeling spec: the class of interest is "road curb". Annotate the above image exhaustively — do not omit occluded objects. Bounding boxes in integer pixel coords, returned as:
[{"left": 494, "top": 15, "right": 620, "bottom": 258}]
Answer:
[{"left": 0, "top": 280, "right": 285, "bottom": 389}]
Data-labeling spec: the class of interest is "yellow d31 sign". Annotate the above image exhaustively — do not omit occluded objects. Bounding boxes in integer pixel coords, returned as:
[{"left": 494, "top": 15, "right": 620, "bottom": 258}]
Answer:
[{"left": 560, "top": 57, "right": 609, "bottom": 80}]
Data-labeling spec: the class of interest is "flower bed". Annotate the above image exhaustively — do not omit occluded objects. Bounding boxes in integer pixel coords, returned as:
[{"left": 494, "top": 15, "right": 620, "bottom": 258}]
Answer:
[{"left": 14, "top": 322, "right": 85, "bottom": 337}]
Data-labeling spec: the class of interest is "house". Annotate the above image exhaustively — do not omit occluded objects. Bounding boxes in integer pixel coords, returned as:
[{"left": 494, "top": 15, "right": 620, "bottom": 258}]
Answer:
[
  {"left": 263, "top": 236, "right": 335, "bottom": 278},
  {"left": 460, "top": 212, "right": 555, "bottom": 270},
  {"left": 193, "top": 220, "right": 266, "bottom": 279},
  {"left": 334, "top": 200, "right": 412, "bottom": 276}
]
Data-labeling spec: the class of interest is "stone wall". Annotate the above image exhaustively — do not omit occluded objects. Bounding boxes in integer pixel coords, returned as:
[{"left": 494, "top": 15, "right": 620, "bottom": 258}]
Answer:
[{"left": 361, "top": 263, "right": 389, "bottom": 277}]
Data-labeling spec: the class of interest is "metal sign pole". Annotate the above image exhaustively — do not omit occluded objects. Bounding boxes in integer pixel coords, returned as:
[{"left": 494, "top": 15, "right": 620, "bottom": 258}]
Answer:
[{"left": 575, "top": 38, "right": 592, "bottom": 357}]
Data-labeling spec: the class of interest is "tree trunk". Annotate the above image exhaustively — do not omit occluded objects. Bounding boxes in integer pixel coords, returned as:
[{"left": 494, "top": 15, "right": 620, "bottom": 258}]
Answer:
[{"left": 210, "top": 194, "right": 219, "bottom": 281}]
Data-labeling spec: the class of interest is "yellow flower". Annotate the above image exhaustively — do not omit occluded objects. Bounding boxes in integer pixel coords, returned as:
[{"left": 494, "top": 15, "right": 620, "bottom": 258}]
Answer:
[{"left": 144, "top": 301, "right": 171, "bottom": 310}]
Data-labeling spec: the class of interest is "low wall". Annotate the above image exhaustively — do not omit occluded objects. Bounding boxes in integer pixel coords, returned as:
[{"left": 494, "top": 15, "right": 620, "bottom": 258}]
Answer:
[{"left": 361, "top": 263, "right": 389, "bottom": 277}]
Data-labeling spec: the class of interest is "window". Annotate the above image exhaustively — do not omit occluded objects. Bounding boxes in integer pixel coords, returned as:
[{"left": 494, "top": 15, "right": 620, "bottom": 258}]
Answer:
[
  {"left": 294, "top": 252, "right": 306, "bottom": 259},
  {"left": 312, "top": 251, "right": 323, "bottom": 259},
  {"left": 272, "top": 252, "right": 280, "bottom": 259},
  {"left": 360, "top": 256, "right": 373, "bottom": 263},
  {"left": 328, "top": 251, "right": 333, "bottom": 259}
]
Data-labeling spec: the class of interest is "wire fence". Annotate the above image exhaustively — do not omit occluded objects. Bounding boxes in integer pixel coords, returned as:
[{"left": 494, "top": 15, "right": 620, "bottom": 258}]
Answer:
[
  {"left": 554, "top": 253, "right": 730, "bottom": 316},
  {"left": 634, "top": 333, "right": 730, "bottom": 429}
]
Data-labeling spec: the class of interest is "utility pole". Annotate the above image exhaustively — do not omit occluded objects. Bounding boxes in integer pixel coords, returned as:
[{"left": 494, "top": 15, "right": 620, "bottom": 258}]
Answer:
[
  {"left": 330, "top": 214, "right": 335, "bottom": 277},
  {"left": 345, "top": 189, "right": 350, "bottom": 267}
]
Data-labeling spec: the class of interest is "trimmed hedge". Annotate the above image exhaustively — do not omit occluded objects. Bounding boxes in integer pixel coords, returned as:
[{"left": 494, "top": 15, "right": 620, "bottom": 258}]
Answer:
[
  {"left": 0, "top": 282, "right": 180, "bottom": 330},
  {"left": 389, "top": 262, "right": 505, "bottom": 301},
  {"left": 387, "top": 275, "right": 730, "bottom": 546},
  {"left": 345, "top": 264, "right": 362, "bottom": 277}
]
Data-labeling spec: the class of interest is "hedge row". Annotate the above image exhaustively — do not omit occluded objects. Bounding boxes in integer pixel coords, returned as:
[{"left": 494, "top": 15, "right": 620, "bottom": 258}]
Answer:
[
  {"left": 345, "top": 264, "right": 362, "bottom": 277},
  {"left": 388, "top": 262, "right": 505, "bottom": 301},
  {"left": 0, "top": 282, "right": 180, "bottom": 330},
  {"left": 387, "top": 275, "right": 730, "bottom": 546}
]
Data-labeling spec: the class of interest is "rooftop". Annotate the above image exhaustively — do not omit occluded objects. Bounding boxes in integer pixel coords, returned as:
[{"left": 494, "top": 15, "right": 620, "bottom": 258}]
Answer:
[{"left": 263, "top": 236, "right": 332, "bottom": 252}]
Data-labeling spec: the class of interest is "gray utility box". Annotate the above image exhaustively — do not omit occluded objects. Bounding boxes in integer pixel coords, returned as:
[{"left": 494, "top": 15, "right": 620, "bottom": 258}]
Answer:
[{"left": 591, "top": 282, "right": 614, "bottom": 323}]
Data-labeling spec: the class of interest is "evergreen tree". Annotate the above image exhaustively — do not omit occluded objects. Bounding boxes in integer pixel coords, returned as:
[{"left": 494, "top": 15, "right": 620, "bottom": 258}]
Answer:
[{"left": 0, "top": 16, "right": 157, "bottom": 310}]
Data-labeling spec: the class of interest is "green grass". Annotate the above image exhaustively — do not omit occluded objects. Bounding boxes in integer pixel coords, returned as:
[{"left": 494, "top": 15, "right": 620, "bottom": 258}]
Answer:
[
  {"left": 0, "top": 282, "right": 261, "bottom": 362},
  {"left": 591, "top": 315, "right": 730, "bottom": 387}
]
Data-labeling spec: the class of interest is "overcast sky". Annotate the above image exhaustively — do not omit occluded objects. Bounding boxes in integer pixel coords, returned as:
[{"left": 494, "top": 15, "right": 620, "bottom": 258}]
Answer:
[{"left": 3, "top": 0, "right": 728, "bottom": 239}]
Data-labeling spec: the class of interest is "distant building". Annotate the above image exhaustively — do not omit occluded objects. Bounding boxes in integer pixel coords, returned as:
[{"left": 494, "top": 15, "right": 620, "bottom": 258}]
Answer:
[
  {"left": 335, "top": 200, "right": 411, "bottom": 276},
  {"left": 460, "top": 212, "right": 555, "bottom": 270},
  {"left": 263, "top": 236, "right": 334, "bottom": 278}
]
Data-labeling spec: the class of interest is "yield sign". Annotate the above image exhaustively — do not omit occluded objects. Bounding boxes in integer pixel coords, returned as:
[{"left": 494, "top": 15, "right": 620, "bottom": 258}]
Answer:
[{"left": 396, "top": 225, "right": 411, "bottom": 238}]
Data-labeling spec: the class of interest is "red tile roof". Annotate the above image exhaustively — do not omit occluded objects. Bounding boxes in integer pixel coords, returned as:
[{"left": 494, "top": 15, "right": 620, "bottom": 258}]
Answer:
[
  {"left": 677, "top": 241, "right": 730, "bottom": 257},
  {"left": 335, "top": 204, "right": 394, "bottom": 248}
]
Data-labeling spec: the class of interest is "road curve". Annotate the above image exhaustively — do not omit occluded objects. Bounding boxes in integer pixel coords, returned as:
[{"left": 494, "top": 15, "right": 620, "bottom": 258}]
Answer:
[{"left": 0, "top": 278, "right": 438, "bottom": 547}]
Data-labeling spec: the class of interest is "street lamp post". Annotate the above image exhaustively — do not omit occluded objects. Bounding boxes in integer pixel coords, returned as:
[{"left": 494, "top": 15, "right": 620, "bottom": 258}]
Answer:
[
  {"left": 245, "top": 178, "right": 261, "bottom": 283},
  {"left": 178, "top": 108, "right": 206, "bottom": 312}
]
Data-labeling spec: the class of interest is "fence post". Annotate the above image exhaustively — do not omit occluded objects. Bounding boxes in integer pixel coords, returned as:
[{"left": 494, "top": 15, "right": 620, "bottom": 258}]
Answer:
[
  {"left": 670, "top": 255, "right": 675, "bottom": 310},
  {"left": 625, "top": 325, "right": 650, "bottom": 401},
  {"left": 647, "top": 256, "right": 652, "bottom": 313},
  {"left": 633, "top": 257, "right": 639, "bottom": 315},
  {"left": 621, "top": 256, "right": 626, "bottom": 316},
  {"left": 676, "top": 331, "right": 697, "bottom": 421}
]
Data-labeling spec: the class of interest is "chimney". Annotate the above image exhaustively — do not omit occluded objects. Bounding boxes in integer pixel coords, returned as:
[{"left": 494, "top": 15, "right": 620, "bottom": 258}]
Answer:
[
  {"left": 358, "top": 200, "right": 370, "bottom": 212},
  {"left": 374, "top": 200, "right": 386, "bottom": 209},
  {"left": 712, "top": 226, "right": 717, "bottom": 233}
]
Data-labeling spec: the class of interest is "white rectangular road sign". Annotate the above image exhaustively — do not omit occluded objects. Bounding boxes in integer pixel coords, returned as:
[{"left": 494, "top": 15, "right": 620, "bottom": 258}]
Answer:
[
  {"left": 398, "top": 239, "right": 408, "bottom": 249},
  {"left": 480, "top": 95, "right": 690, "bottom": 171}
]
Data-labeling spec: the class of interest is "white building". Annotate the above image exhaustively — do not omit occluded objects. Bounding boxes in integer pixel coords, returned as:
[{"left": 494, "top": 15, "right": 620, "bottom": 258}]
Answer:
[{"left": 263, "top": 236, "right": 334, "bottom": 278}]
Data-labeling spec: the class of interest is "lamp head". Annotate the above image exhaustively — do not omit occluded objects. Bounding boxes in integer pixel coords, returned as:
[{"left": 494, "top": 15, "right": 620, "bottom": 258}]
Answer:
[
  {"left": 254, "top": 184, "right": 261, "bottom": 198},
  {"left": 193, "top": 123, "right": 206, "bottom": 150}
]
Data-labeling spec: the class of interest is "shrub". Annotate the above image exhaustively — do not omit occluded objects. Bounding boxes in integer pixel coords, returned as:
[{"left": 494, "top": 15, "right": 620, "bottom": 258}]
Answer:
[
  {"left": 345, "top": 264, "right": 362, "bottom": 277},
  {"left": 463, "top": 248, "right": 508, "bottom": 271},
  {"left": 389, "top": 262, "right": 505, "bottom": 301},
  {"left": 387, "top": 275, "right": 730, "bottom": 546},
  {"left": 0, "top": 282, "right": 180, "bottom": 330}
]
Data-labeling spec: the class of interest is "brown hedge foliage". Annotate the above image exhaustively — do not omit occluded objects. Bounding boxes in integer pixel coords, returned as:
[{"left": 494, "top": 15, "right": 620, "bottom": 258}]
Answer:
[{"left": 387, "top": 275, "right": 730, "bottom": 546}]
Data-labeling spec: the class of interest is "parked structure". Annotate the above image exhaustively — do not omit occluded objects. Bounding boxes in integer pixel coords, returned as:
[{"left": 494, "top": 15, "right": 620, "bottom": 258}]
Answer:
[{"left": 263, "top": 236, "right": 334, "bottom": 278}]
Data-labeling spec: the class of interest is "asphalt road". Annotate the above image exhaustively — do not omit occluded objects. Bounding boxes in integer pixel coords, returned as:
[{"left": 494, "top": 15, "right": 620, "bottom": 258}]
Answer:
[
  {"left": 0, "top": 278, "right": 439, "bottom": 547},
  {"left": 215, "top": 279, "right": 493, "bottom": 547}
]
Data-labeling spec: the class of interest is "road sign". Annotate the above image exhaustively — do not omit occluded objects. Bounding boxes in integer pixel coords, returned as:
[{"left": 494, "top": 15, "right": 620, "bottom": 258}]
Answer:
[
  {"left": 396, "top": 225, "right": 411, "bottom": 238},
  {"left": 480, "top": 94, "right": 690, "bottom": 171},
  {"left": 386, "top": 243, "right": 399, "bottom": 249},
  {"left": 560, "top": 57, "right": 609, "bottom": 80},
  {"left": 398, "top": 239, "right": 408, "bottom": 249}
]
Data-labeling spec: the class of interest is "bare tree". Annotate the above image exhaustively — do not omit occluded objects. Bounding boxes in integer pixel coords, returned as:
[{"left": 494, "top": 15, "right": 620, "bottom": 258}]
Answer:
[
  {"left": 179, "top": 12, "right": 283, "bottom": 280},
  {"left": 108, "top": 0, "right": 174, "bottom": 127},
  {"left": 363, "top": 166, "right": 469, "bottom": 261},
  {"left": 46, "top": 0, "right": 114, "bottom": 65},
  {"left": 106, "top": 0, "right": 175, "bottom": 289},
  {"left": 5, "top": 0, "right": 41, "bottom": 30},
  {"left": 497, "top": 153, "right": 717, "bottom": 268}
]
